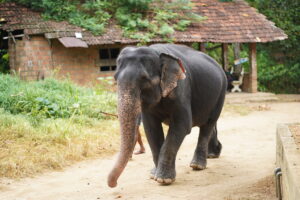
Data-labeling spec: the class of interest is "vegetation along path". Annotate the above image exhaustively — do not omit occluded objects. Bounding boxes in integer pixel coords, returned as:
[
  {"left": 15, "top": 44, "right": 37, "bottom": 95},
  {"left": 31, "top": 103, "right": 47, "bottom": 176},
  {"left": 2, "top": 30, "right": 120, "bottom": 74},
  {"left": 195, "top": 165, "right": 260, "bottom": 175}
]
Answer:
[{"left": 0, "top": 100, "right": 300, "bottom": 200}]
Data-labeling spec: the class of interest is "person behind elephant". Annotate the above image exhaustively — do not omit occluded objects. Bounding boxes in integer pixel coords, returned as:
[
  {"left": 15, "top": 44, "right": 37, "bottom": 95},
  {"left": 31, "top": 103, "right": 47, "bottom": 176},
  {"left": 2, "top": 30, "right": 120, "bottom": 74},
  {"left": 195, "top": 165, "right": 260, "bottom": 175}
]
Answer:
[
  {"left": 108, "top": 44, "right": 226, "bottom": 188},
  {"left": 134, "top": 114, "right": 145, "bottom": 155}
]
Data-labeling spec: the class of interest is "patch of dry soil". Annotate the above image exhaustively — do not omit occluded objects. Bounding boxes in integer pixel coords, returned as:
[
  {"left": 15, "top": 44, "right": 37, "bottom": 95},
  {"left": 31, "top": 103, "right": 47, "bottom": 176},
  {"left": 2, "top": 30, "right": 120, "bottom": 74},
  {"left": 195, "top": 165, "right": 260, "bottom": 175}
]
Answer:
[
  {"left": 290, "top": 124, "right": 300, "bottom": 147},
  {"left": 0, "top": 102, "right": 300, "bottom": 200}
]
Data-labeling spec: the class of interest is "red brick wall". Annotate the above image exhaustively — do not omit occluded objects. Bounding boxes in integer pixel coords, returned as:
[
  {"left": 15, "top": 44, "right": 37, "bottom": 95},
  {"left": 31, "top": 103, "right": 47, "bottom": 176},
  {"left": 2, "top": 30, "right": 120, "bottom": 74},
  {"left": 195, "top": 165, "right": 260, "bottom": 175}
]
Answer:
[
  {"left": 9, "top": 35, "right": 119, "bottom": 86},
  {"left": 9, "top": 36, "right": 52, "bottom": 80},
  {"left": 51, "top": 39, "right": 100, "bottom": 86}
]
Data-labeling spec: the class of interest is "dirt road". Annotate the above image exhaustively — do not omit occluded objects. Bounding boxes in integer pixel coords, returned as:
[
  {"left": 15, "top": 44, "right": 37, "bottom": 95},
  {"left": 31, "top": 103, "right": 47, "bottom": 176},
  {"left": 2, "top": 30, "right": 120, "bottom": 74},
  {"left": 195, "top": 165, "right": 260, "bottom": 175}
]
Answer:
[{"left": 1, "top": 102, "right": 300, "bottom": 200}]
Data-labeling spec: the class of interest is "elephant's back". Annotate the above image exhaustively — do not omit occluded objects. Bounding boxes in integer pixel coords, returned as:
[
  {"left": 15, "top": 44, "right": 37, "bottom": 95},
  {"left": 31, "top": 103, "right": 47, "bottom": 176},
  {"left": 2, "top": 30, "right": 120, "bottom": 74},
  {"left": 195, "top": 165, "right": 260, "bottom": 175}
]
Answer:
[
  {"left": 151, "top": 44, "right": 226, "bottom": 126},
  {"left": 150, "top": 44, "right": 225, "bottom": 80},
  {"left": 165, "top": 44, "right": 227, "bottom": 125}
]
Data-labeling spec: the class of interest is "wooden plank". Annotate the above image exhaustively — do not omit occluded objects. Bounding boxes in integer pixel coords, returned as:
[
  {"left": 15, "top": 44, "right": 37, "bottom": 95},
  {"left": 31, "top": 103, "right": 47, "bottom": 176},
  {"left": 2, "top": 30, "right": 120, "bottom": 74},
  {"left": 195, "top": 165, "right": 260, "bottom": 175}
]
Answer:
[
  {"left": 249, "top": 43, "right": 257, "bottom": 93},
  {"left": 3, "top": 34, "right": 24, "bottom": 40},
  {"left": 200, "top": 43, "right": 206, "bottom": 52},
  {"left": 222, "top": 43, "right": 229, "bottom": 71},
  {"left": 58, "top": 37, "right": 88, "bottom": 48},
  {"left": 233, "top": 43, "right": 242, "bottom": 73},
  {"left": 206, "top": 44, "right": 221, "bottom": 51}
]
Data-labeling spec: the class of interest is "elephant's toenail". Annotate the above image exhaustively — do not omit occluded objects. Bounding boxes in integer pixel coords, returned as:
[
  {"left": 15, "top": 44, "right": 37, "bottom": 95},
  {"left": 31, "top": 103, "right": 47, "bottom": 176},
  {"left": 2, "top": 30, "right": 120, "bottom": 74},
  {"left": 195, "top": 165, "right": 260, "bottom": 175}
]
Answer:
[
  {"left": 164, "top": 178, "right": 173, "bottom": 184},
  {"left": 156, "top": 178, "right": 163, "bottom": 183}
]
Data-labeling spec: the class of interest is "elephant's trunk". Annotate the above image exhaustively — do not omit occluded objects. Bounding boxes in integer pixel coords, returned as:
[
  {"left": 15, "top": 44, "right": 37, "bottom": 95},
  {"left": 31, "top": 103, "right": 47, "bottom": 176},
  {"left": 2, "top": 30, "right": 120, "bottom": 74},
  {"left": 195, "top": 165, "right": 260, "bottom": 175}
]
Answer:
[{"left": 107, "top": 85, "right": 141, "bottom": 188}]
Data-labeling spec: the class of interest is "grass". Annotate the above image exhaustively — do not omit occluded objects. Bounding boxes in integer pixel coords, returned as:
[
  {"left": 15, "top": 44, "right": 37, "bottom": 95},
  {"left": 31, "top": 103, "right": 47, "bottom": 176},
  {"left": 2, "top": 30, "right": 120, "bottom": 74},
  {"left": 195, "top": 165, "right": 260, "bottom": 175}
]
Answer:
[
  {"left": 0, "top": 74, "right": 121, "bottom": 178},
  {"left": 0, "top": 110, "right": 121, "bottom": 178}
]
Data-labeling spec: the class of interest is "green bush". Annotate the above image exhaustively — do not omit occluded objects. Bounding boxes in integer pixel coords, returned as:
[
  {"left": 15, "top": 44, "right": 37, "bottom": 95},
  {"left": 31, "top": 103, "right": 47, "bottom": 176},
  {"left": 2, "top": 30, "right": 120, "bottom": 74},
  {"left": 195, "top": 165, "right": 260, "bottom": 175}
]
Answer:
[
  {"left": 246, "top": 0, "right": 300, "bottom": 93},
  {"left": 0, "top": 50, "right": 9, "bottom": 73},
  {"left": 257, "top": 51, "right": 300, "bottom": 93},
  {"left": 0, "top": 74, "right": 117, "bottom": 123}
]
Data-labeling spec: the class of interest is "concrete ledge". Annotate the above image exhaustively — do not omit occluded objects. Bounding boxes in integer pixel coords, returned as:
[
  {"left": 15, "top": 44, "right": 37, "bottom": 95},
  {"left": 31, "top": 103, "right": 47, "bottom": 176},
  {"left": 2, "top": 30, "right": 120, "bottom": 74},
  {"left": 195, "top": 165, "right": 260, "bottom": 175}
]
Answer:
[{"left": 276, "top": 124, "right": 300, "bottom": 200}]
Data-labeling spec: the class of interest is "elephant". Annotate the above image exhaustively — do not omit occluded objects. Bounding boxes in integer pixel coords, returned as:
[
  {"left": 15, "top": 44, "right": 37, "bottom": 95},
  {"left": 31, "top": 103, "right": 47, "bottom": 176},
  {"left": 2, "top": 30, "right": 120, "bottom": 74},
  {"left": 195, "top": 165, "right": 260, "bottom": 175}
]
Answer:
[{"left": 107, "top": 44, "right": 227, "bottom": 188}]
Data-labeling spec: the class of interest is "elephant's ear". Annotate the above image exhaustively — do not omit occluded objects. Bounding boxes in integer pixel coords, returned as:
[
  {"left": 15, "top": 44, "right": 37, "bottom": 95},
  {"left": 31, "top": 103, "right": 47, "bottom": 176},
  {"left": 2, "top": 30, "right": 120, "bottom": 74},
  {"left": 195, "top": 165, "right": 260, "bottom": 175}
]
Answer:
[{"left": 160, "top": 53, "right": 186, "bottom": 98}]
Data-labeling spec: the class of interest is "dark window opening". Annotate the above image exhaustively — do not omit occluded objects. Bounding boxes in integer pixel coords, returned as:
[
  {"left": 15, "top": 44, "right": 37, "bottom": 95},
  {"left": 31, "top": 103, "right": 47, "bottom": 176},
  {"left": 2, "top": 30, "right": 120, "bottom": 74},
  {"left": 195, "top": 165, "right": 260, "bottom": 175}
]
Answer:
[
  {"left": 111, "top": 48, "right": 120, "bottom": 59},
  {"left": 99, "top": 48, "right": 120, "bottom": 72},
  {"left": 0, "top": 30, "right": 9, "bottom": 73},
  {"left": 100, "top": 66, "right": 111, "bottom": 71},
  {"left": 99, "top": 49, "right": 109, "bottom": 59},
  {"left": 11, "top": 29, "right": 24, "bottom": 40},
  {"left": 0, "top": 31, "right": 8, "bottom": 49}
]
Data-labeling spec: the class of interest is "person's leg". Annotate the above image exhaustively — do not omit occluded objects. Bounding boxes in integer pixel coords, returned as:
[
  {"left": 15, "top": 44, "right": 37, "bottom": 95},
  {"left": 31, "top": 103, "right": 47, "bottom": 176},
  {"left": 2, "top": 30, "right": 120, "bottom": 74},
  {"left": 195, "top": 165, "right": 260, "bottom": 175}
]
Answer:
[{"left": 134, "top": 126, "right": 145, "bottom": 155}]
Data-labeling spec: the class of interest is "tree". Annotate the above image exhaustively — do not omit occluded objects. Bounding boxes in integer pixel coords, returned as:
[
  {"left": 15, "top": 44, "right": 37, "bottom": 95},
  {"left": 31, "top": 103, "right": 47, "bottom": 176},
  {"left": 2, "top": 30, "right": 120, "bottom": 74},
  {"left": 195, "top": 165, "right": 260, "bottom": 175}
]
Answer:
[{"left": 246, "top": 0, "right": 300, "bottom": 93}]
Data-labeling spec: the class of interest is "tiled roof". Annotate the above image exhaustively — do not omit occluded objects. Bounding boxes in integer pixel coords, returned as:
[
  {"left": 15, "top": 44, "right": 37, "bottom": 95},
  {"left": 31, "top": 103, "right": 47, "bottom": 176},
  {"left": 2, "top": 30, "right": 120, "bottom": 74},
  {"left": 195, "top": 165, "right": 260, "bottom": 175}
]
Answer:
[{"left": 0, "top": 1, "right": 287, "bottom": 45}]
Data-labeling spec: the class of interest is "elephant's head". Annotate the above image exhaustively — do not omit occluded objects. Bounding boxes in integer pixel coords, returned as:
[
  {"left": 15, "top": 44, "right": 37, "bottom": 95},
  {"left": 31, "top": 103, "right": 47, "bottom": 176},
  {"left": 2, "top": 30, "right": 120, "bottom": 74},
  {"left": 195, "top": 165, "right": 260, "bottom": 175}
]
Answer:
[{"left": 107, "top": 46, "right": 186, "bottom": 188}]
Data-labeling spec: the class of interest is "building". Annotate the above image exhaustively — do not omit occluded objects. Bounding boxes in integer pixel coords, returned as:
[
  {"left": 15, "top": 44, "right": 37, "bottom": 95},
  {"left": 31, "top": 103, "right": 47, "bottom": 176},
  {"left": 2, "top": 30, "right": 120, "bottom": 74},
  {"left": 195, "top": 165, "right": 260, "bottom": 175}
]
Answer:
[{"left": 0, "top": 0, "right": 287, "bottom": 91}]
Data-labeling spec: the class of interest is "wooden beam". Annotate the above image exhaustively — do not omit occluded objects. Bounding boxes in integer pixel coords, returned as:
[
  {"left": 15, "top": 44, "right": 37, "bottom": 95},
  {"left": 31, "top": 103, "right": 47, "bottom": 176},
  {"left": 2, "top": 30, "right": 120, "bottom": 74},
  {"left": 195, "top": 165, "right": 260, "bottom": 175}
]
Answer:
[
  {"left": 233, "top": 43, "right": 240, "bottom": 59},
  {"left": 3, "top": 34, "right": 24, "bottom": 40},
  {"left": 199, "top": 42, "right": 206, "bottom": 52},
  {"left": 222, "top": 43, "right": 229, "bottom": 71},
  {"left": 206, "top": 44, "right": 222, "bottom": 51},
  {"left": 8, "top": 32, "right": 16, "bottom": 43},
  {"left": 249, "top": 43, "right": 257, "bottom": 93},
  {"left": 233, "top": 43, "right": 243, "bottom": 75}
]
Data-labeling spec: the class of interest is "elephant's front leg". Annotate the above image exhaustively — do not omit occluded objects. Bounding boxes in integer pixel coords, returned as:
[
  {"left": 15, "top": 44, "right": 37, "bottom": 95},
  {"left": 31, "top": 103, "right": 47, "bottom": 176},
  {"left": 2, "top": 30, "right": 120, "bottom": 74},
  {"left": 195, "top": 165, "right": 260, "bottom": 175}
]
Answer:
[
  {"left": 154, "top": 118, "right": 191, "bottom": 185},
  {"left": 142, "top": 113, "right": 165, "bottom": 177}
]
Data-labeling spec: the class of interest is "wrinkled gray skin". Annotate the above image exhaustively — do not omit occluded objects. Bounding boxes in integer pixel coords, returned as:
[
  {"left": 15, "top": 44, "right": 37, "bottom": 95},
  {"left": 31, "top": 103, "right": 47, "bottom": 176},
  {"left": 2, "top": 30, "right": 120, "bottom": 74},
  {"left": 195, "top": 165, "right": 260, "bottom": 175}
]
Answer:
[{"left": 108, "top": 44, "right": 227, "bottom": 188}]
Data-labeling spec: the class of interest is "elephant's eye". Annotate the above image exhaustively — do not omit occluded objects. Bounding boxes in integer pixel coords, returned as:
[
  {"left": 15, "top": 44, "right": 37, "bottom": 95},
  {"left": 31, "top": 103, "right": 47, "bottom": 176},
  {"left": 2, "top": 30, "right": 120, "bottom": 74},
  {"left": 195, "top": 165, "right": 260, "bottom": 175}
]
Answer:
[{"left": 140, "top": 77, "right": 152, "bottom": 89}]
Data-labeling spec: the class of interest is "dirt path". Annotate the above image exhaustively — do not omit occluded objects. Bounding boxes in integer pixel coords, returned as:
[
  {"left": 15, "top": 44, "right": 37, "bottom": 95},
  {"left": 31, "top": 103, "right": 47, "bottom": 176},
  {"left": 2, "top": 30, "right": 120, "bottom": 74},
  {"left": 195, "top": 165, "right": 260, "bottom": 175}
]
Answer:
[{"left": 1, "top": 102, "right": 300, "bottom": 200}]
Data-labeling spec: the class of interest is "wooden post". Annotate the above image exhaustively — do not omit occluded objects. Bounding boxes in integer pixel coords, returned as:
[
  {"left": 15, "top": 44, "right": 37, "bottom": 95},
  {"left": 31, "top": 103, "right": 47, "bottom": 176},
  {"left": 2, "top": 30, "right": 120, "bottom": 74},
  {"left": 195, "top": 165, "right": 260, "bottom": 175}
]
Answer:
[
  {"left": 222, "top": 43, "right": 229, "bottom": 71},
  {"left": 233, "top": 43, "right": 242, "bottom": 73},
  {"left": 249, "top": 43, "right": 257, "bottom": 93},
  {"left": 200, "top": 42, "right": 206, "bottom": 53}
]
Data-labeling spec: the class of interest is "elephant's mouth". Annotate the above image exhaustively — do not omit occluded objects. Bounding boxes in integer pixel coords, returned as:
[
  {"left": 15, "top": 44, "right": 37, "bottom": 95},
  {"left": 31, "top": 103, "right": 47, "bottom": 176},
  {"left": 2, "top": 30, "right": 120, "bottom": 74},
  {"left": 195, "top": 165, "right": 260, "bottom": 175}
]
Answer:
[{"left": 163, "top": 119, "right": 170, "bottom": 126}]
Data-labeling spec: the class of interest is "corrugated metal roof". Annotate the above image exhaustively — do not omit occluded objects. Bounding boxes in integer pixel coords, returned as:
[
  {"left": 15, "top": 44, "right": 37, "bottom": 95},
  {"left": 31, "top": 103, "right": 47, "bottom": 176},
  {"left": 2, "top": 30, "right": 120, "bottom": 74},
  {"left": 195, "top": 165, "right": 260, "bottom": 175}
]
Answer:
[{"left": 0, "top": 1, "right": 287, "bottom": 45}]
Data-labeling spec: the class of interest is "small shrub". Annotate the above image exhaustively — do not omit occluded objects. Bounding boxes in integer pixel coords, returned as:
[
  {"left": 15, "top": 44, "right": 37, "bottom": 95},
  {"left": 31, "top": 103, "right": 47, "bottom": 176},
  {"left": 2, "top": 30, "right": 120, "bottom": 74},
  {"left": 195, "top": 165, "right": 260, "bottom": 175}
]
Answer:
[
  {"left": 0, "top": 49, "right": 9, "bottom": 73},
  {"left": 0, "top": 74, "right": 117, "bottom": 123}
]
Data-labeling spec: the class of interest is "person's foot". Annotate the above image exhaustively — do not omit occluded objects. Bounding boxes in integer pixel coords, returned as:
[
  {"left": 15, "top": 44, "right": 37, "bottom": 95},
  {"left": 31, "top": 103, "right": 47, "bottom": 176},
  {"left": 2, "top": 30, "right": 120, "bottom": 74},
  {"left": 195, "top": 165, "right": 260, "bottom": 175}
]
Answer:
[{"left": 134, "top": 148, "right": 145, "bottom": 155}]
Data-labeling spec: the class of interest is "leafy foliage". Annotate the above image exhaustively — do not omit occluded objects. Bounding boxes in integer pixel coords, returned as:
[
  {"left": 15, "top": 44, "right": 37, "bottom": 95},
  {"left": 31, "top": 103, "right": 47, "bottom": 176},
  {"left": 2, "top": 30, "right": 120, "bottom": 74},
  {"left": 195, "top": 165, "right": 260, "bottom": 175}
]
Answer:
[
  {"left": 257, "top": 51, "right": 300, "bottom": 93},
  {"left": 0, "top": 74, "right": 117, "bottom": 124},
  {"left": 0, "top": 49, "right": 9, "bottom": 73},
  {"left": 6, "top": 0, "right": 204, "bottom": 42},
  {"left": 246, "top": 0, "right": 300, "bottom": 93}
]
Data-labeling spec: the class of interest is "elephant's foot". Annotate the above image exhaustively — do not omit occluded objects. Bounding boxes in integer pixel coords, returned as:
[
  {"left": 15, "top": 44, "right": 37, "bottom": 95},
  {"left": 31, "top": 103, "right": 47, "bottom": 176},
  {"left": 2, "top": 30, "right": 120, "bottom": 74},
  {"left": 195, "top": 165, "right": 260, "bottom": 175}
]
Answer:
[
  {"left": 153, "top": 166, "right": 176, "bottom": 185},
  {"left": 190, "top": 156, "right": 207, "bottom": 170},
  {"left": 207, "top": 153, "right": 220, "bottom": 159},
  {"left": 190, "top": 162, "right": 206, "bottom": 170},
  {"left": 149, "top": 168, "right": 156, "bottom": 179},
  {"left": 155, "top": 177, "right": 175, "bottom": 185},
  {"left": 207, "top": 141, "right": 222, "bottom": 159}
]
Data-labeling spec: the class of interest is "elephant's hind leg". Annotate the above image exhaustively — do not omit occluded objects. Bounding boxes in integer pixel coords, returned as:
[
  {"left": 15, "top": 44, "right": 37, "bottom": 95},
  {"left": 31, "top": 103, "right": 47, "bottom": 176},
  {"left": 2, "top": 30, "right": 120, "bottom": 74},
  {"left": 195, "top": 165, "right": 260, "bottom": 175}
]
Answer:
[
  {"left": 190, "top": 122, "right": 216, "bottom": 170},
  {"left": 207, "top": 125, "right": 222, "bottom": 158}
]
